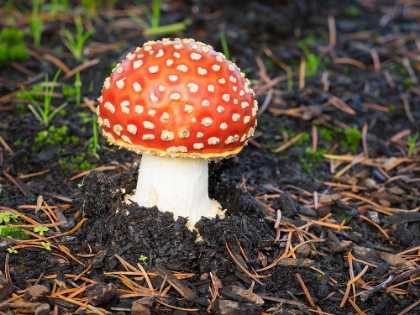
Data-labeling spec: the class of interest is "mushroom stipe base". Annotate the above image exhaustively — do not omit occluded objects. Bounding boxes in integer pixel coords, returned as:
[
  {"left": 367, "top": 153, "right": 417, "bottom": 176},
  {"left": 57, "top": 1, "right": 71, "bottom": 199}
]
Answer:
[{"left": 128, "top": 154, "right": 225, "bottom": 230}]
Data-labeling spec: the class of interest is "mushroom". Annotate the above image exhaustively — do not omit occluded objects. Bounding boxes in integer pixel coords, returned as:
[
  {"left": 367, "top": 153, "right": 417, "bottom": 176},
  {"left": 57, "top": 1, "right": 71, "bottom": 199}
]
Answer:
[{"left": 96, "top": 38, "right": 257, "bottom": 230}]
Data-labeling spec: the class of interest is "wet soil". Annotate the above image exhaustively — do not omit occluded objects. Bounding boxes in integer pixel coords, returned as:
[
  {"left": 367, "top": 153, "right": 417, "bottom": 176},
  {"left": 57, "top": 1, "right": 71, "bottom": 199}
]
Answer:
[{"left": 1, "top": 0, "right": 420, "bottom": 314}]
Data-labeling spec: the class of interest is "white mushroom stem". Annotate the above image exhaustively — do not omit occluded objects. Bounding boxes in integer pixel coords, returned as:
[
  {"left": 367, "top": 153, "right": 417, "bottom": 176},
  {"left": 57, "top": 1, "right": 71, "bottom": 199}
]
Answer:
[{"left": 130, "top": 154, "right": 224, "bottom": 230}]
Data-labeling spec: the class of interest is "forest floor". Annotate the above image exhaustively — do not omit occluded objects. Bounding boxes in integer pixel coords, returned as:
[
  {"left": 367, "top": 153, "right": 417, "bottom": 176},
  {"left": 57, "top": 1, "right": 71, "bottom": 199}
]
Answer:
[{"left": 1, "top": 0, "right": 420, "bottom": 314}]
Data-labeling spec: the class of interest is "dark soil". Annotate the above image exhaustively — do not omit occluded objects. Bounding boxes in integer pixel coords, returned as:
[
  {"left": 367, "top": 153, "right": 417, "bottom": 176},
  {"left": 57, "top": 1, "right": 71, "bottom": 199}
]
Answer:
[{"left": 1, "top": 0, "right": 420, "bottom": 314}]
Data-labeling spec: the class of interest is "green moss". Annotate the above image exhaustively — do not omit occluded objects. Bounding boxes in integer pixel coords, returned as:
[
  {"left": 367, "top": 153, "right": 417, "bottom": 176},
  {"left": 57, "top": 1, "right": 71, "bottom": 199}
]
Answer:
[{"left": 0, "top": 27, "right": 29, "bottom": 65}]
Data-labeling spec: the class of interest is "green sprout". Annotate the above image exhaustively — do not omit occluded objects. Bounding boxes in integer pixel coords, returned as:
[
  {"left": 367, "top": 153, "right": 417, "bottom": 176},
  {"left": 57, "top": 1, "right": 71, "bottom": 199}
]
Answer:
[
  {"left": 34, "top": 226, "right": 49, "bottom": 237},
  {"left": 407, "top": 132, "right": 419, "bottom": 157},
  {"left": 0, "top": 211, "right": 19, "bottom": 224},
  {"left": 138, "top": 254, "right": 148, "bottom": 262},
  {"left": 7, "top": 247, "right": 18, "bottom": 254},
  {"left": 30, "top": 0, "right": 44, "bottom": 48},
  {"left": 127, "top": 0, "right": 191, "bottom": 38},
  {"left": 343, "top": 127, "right": 362, "bottom": 153},
  {"left": 0, "top": 226, "right": 30, "bottom": 239},
  {"left": 63, "top": 15, "right": 94, "bottom": 61},
  {"left": 41, "top": 241, "right": 51, "bottom": 251},
  {"left": 219, "top": 31, "right": 231, "bottom": 61},
  {"left": 25, "top": 69, "right": 69, "bottom": 127}
]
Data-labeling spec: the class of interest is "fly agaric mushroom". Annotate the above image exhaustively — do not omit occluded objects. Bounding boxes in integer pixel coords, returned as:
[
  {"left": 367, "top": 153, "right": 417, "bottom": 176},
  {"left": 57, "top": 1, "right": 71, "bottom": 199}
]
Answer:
[{"left": 96, "top": 38, "right": 257, "bottom": 230}]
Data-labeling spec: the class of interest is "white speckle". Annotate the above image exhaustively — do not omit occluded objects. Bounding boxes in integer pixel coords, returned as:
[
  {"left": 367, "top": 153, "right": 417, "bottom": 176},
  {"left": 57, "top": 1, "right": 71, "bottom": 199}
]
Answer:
[
  {"left": 177, "top": 65, "right": 188, "bottom": 72},
  {"left": 202, "top": 100, "right": 210, "bottom": 106},
  {"left": 135, "top": 105, "right": 144, "bottom": 114},
  {"left": 149, "top": 65, "right": 159, "bottom": 73},
  {"left": 254, "top": 100, "right": 258, "bottom": 107},
  {"left": 232, "top": 113, "right": 240, "bottom": 121},
  {"left": 143, "top": 45, "right": 152, "bottom": 51},
  {"left": 161, "top": 130, "right": 174, "bottom": 141},
  {"left": 142, "top": 134, "right": 155, "bottom": 140},
  {"left": 184, "top": 105, "right": 194, "bottom": 113},
  {"left": 188, "top": 83, "right": 199, "bottom": 93},
  {"left": 202, "top": 46, "right": 210, "bottom": 53},
  {"left": 104, "top": 102, "right": 115, "bottom": 113},
  {"left": 143, "top": 121, "right": 154, "bottom": 129},
  {"left": 98, "top": 117, "right": 103, "bottom": 126},
  {"left": 216, "top": 55, "right": 223, "bottom": 62},
  {"left": 103, "top": 132, "right": 115, "bottom": 142},
  {"left": 228, "top": 64, "right": 235, "bottom": 71},
  {"left": 160, "top": 112, "right": 169, "bottom": 122},
  {"left": 218, "top": 78, "right": 226, "bottom": 84},
  {"left": 127, "top": 124, "right": 137, "bottom": 134},
  {"left": 245, "top": 85, "right": 250, "bottom": 93},
  {"left": 174, "top": 43, "right": 183, "bottom": 49},
  {"left": 193, "top": 143, "right": 204, "bottom": 149},
  {"left": 233, "top": 99, "right": 238, "bottom": 104},
  {"left": 156, "top": 49, "right": 164, "bottom": 58},
  {"left": 247, "top": 127, "right": 255, "bottom": 137},
  {"left": 173, "top": 52, "right": 181, "bottom": 58},
  {"left": 241, "top": 72, "right": 245, "bottom": 78},
  {"left": 133, "top": 60, "right": 143, "bottom": 69},
  {"left": 252, "top": 106, "right": 258, "bottom": 117},
  {"left": 222, "top": 94, "right": 230, "bottom": 102},
  {"left": 191, "top": 117, "right": 197, "bottom": 123},
  {"left": 178, "top": 129, "right": 190, "bottom": 138},
  {"left": 233, "top": 86, "right": 237, "bottom": 91},
  {"left": 220, "top": 122, "right": 228, "bottom": 130},
  {"left": 158, "top": 85, "right": 165, "bottom": 91},
  {"left": 133, "top": 82, "right": 142, "bottom": 92},
  {"left": 97, "top": 96, "right": 102, "bottom": 105},
  {"left": 208, "top": 85, "right": 215, "bottom": 92},
  {"left": 212, "top": 64, "right": 220, "bottom": 71},
  {"left": 150, "top": 93, "right": 158, "bottom": 102},
  {"left": 244, "top": 116, "right": 251, "bottom": 123},
  {"left": 197, "top": 132, "right": 204, "bottom": 138},
  {"left": 103, "top": 118, "right": 110, "bottom": 127},
  {"left": 113, "top": 124, "right": 123, "bottom": 135},
  {"left": 116, "top": 67, "right": 123, "bottom": 74},
  {"left": 148, "top": 109, "right": 156, "bottom": 116},
  {"left": 120, "top": 100, "right": 130, "bottom": 114},
  {"left": 126, "top": 52, "right": 135, "bottom": 60},
  {"left": 241, "top": 134, "right": 247, "bottom": 142},
  {"left": 191, "top": 52, "right": 202, "bottom": 60},
  {"left": 241, "top": 101, "right": 249, "bottom": 108},
  {"left": 169, "top": 75, "right": 178, "bottom": 82},
  {"left": 198, "top": 67, "right": 207, "bottom": 75},
  {"left": 229, "top": 75, "right": 237, "bottom": 83},
  {"left": 191, "top": 44, "right": 198, "bottom": 50},
  {"left": 240, "top": 90, "right": 245, "bottom": 96},
  {"left": 121, "top": 135, "right": 132, "bottom": 143},
  {"left": 225, "top": 135, "right": 239, "bottom": 144},
  {"left": 201, "top": 117, "right": 213, "bottom": 126},
  {"left": 167, "top": 146, "right": 188, "bottom": 153},
  {"left": 167, "top": 59, "right": 174, "bottom": 66},
  {"left": 208, "top": 137, "right": 220, "bottom": 145},
  {"left": 116, "top": 78, "right": 126, "bottom": 89},
  {"left": 170, "top": 93, "right": 181, "bottom": 100},
  {"left": 217, "top": 106, "right": 225, "bottom": 113}
]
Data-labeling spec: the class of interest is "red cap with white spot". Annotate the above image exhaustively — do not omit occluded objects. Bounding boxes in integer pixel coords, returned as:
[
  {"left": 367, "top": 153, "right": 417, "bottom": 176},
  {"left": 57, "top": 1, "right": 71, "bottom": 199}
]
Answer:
[{"left": 97, "top": 38, "right": 258, "bottom": 159}]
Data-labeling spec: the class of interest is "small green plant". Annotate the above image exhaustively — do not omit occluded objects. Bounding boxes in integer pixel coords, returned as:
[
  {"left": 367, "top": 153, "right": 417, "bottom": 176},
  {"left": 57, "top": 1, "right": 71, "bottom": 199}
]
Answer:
[
  {"left": 343, "top": 127, "right": 362, "bottom": 153},
  {"left": 41, "top": 241, "right": 51, "bottom": 251},
  {"left": 25, "top": 69, "right": 69, "bottom": 127},
  {"left": 127, "top": 0, "right": 191, "bottom": 37},
  {"left": 345, "top": 6, "right": 361, "bottom": 18},
  {"left": 0, "top": 211, "right": 18, "bottom": 224},
  {"left": 138, "top": 254, "right": 148, "bottom": 262},
  {"left": 0, "top": 28, "right": 29, "bottom": 65},
  {"left": 48, "top": 0, "right": 69, "bottom": 18},
  {"left": 35, "top": 125, "right": 79, "bottom": 148},
  {"left": 7, "top": 247, "right": 18, "bottom": 254},
  {"left": 407, "top": 132, "right": 419, "bottom": 157},
  {"left": 34, "top": 226, "right": 49, "bottom": 237},
  {"left": 0, "top": 226, "right": 30, "bottom": 239},
  {"left": 63, "top": 15, "right": 94, "bottom": 61},
  {"left": 30, "top": 0, "right": 44, "bottom": 48},
  {"left": 297, "top": 39, "right": 324, "bottom": 77},
  {"left": 220, "top": 31, "right": 232, "bottom": 62}
]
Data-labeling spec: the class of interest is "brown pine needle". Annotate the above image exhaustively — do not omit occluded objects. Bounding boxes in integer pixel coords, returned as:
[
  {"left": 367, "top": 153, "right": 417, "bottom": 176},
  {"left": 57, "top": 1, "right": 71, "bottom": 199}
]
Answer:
[
  {"left": 272, "top": 132, "right": 305, "bottom": 153},
  {"left": 296, "top": 273, "right": 316, "bottom": 309},
  {"left": 359, "top": 215, "right": 390, "bottom": 240}
]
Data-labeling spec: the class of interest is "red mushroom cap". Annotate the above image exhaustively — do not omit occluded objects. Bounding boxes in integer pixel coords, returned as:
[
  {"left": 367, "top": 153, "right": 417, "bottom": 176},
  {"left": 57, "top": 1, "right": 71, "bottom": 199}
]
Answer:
[{"left": 97, "top": 38, "right": 258, "bottom": 159}]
